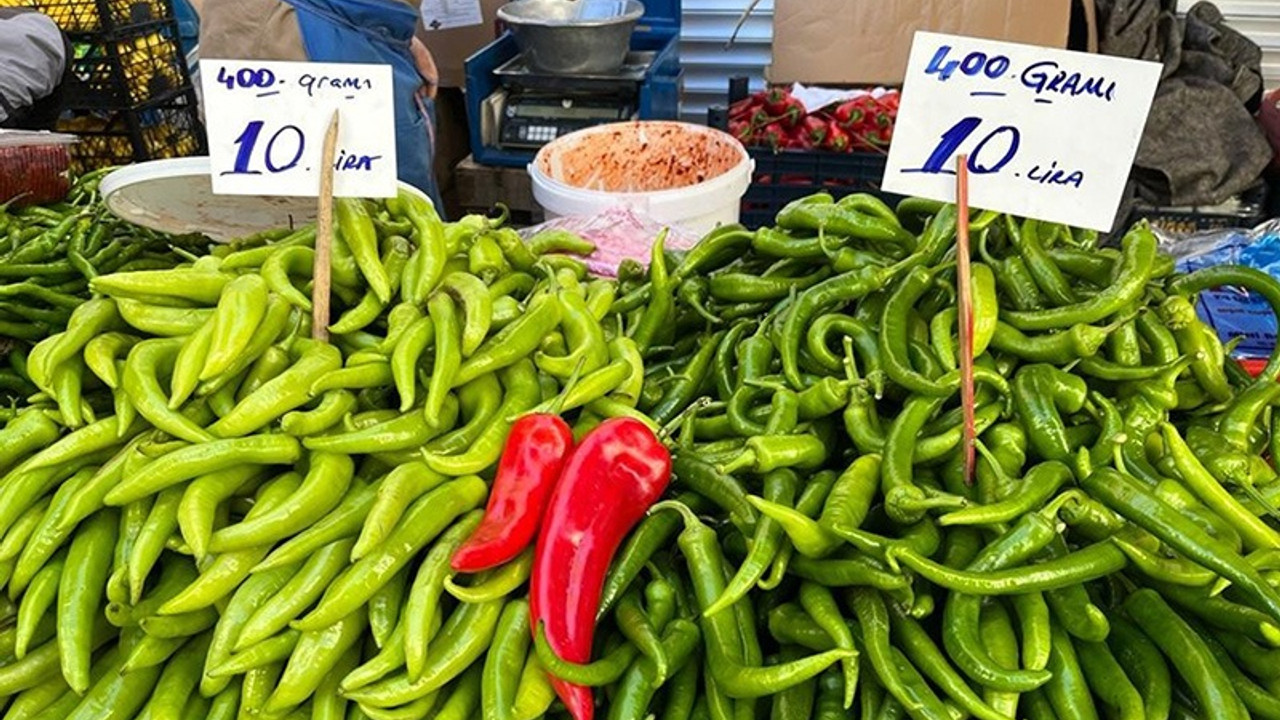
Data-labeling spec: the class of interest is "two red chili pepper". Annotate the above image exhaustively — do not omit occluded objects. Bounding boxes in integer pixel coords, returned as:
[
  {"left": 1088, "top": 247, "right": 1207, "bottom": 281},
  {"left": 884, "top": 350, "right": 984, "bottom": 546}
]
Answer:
[{"left": 451, "top": 416, "right": 672, "bottom": 720}]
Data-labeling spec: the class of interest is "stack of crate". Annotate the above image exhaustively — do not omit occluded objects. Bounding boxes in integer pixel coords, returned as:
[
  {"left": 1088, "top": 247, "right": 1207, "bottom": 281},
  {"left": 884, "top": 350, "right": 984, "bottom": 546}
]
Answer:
[{"left": 37, "top": 0, "right": 205, "bottom": 172}]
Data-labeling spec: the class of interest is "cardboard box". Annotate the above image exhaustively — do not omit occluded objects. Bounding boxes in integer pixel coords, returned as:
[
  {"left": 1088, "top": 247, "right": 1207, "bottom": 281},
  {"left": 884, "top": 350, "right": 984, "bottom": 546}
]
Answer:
[
  {"left": 768, "top": 0, "right": 1073, "bottom": 86},
  {"left": 421, "top": 0, "right": 505, "bottom": 88},
  {"left": 454, "top": 154, "right": 541, "bottom": 216}
]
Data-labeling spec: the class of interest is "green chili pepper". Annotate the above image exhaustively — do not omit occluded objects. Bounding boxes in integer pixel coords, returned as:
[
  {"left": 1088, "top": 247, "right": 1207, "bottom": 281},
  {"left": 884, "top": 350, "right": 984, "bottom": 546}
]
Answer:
[
  {"left": 293, "top": 476, "right": 485, "bottom": 631},
  {"left": 777, "top": 195, "right": 916, "bottom": 248},
  {"left": 335, "top": 199, "right": 392, "bottom": 303},
  {"left": 453, "top": 292, "right": 561, "bottom": 387},
  {"left": 345, "top": 597, "right": 505, "bottom": 707},
  {"left": 655, "top": 502, "right": 852, "bottom": 699},
  {"left": 1013, "top": 364, "right": 1088, "bottom": 462},
  {"left": 1083, "top": 468, "right": 1280, "bottom": 623},
  {"left": 1002, "top": 226, "right": 1157, "bottom": 330},
  {"left": 1124, "top": 589, "right": 1249, "bottom": 720},
  {"left": 848, "top": 588, "right": 953, "bottom": 719},
  {"left": 104, "top": 434, "right": 301, "bottom": 506},
  {"left": 782, "top": 265, "right": 897, "bottom": 388},
  {"left": 704, "top": 470, "right": 796, "bottom": 617},
  {"left": 889, "top": 540, "right": 1127, "bottom": 596},
  {"left": 1042, "top": 624, "right": 1100, "bottom": 720}
]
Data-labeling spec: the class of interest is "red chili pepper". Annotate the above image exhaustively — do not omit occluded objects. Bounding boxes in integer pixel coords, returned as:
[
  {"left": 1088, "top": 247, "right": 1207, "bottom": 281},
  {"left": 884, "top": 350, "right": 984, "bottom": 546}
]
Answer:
[
  {"left": 763, "top": 87, "right": 791, "bottom": 116},
  {"left": 825, "top": 125, "right": 853, "bottom": 153},
  {"left": 529, "top": 417, "right": 672, "bottom": 720},
  {"left": 833, "top": 100, "right": 864, "bottom": 129},
  {"left": 760, "top": 121, "right": 788, "bottom": 150},
  {"left": 801, "top": 116, "right": 829, "bottom": 146},
  {"left": 450, "top": 414, "right": 574, "bottom": 572},
  {"left": 788, "top": 132, "right": 814, "bottom": 151},
  {"left": 777, "top": 96, "right": 806, "bottom": 129},
  {"left": 728, "top": 120, "right": 752, "bottom": 143},
  {"left": 728, "top": 95, "right": 761, "bottom": 120},
  {"left": 871, "top": 125, "right": 894, "bottom": 147}
]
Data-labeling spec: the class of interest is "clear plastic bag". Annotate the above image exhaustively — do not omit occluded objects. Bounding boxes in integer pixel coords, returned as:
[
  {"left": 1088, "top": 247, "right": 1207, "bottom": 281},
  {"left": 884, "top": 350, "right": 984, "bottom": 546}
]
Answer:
[{"left": 520, "top": 206, "right": 703, "bottom": 277}]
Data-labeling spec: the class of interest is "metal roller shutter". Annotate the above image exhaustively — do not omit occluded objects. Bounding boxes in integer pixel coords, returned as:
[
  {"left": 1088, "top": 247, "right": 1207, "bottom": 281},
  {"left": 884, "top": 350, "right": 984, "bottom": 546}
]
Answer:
[{"left": 679, "top": 0, "right": 773, "bottom": 121}]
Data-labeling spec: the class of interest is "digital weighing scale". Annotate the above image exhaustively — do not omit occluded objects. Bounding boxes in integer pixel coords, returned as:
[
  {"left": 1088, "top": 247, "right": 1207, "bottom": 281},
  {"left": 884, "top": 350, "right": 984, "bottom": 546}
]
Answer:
[
  {"left": 465, "top": 0, "right": 682, "bottom": 168},
  {"left": 492, "top": 51, "right": 656, "bottom": 149}
]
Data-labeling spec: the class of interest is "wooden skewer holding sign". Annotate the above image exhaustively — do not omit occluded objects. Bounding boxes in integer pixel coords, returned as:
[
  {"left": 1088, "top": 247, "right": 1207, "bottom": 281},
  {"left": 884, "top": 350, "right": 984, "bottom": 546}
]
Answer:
[
  {"left": 956, "top": 155, "right": 976, "bottom": 484},
  {"left": 312, "top": 110, "right": 340, "bottom": 343}
]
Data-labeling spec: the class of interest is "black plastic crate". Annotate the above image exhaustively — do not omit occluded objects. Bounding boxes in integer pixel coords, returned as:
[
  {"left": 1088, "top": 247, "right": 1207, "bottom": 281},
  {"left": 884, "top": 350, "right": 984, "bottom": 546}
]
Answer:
[
  {"left": 741, "top": 148, "right": 903, "bottom": 228},
  {"left": 35, "top": 0, "right": 172, "bottom": 36},
  {"left": 64, "top": 21, "right": 190, "bottom": 110},
  {"left": 1130, "top": 184, "right": 1269, "bottom": 237},
  {"left": 710, "top": 80, "right": 903, "bottom": 229},
  {"left": 57, "top": 90, "right": 205, "bottom": 173}
]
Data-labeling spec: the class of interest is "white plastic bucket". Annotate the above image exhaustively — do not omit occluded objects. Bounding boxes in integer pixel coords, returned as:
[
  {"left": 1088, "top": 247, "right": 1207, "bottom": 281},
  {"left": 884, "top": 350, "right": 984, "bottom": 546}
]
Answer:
[{"left": 528, "top": 121, "right": 754, "bottom": 237}]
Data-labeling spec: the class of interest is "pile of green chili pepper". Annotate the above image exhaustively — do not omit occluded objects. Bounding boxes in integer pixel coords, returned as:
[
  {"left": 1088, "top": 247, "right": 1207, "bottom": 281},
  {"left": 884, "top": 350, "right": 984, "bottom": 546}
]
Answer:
[
  {"left": 0, "top": 190, "right": 654, "bottom": 720},
  {"left": 3, "top": 182, "right": 1280, "bottom": 720},
  {"left": 606, "top": 192, "right": 1280, "bottom": 720},
  {"left": 0, "top": 171, "right": 213, "bottom": 407}
]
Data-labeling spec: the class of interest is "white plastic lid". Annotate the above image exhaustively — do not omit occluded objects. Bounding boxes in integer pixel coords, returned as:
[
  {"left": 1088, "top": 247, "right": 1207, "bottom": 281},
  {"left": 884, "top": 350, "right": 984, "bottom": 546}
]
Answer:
[{"left": 100, "top": 157, "right": 430, "bottom": 243}]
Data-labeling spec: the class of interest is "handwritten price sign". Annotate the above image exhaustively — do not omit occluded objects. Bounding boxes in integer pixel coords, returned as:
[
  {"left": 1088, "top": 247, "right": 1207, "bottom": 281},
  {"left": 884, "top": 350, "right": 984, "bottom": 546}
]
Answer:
[
  {"left": 201, "top": 59, "right": 397, "bottom": 198},
  {"left": 883, "top": 32, "right": 1162, "bottom": 231}
]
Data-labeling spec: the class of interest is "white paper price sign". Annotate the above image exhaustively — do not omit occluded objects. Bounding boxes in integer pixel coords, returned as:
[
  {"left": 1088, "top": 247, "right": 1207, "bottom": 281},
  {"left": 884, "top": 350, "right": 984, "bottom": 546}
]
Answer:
[
  {"left": 201, "top": 59, "right": 397, "bottom": 198},
  {"left": 883, "top": 32, "right": 1162, "bottom": 231}
]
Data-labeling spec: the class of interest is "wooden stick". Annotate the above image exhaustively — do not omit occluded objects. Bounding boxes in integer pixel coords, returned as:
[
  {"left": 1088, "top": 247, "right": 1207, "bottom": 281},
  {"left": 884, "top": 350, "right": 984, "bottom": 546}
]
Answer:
[
  {"left": 957, "top": 155, "right": 976, "bottom": 485},
  {"left": 312, "top": 110, "right": 340, "bottom": 343}
]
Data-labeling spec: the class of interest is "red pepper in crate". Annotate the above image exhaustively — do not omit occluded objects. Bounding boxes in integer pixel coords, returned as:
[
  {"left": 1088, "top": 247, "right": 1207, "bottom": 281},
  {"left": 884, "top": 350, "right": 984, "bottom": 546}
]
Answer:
[
  {"left": 801, "top": 116, "right": 829, "bottom": 146},
  {"left": 759, "top": 121, "right": 789, "bottom": 150},
  {"left": 787, "top": 130, "right": 814, "bottom": 151},
  {"left": 450, "top": 413, "right": 574, "bottom": 572},
  {"left": 763, "top": 87, "right": 792, "bottom": 116},
  {"left": 872, "top": 106, "right": 893, "bottom": 130},
  {"left": 729, "top": 94, "right": 762, "bottom": 119},
  {"left": 870, "top": 124, "right": 894, "bottom": 148},
  {"left": 745, "top": 106, "right": 771, "bottom": 130},
  {"left": 728, "top": 119, "right": 752, "bottom": 143},
  {"left": 530, "top": 417, "right": 672, "bottom": 720},
  {"left": 833, "top": 100, "right": 865, "bottom": 130},
  {"left": 773, "top": 96, "right": 806, "bottom": 129},
  {"left": 825, "top": 125, "right": 853, "bottom": 153}
]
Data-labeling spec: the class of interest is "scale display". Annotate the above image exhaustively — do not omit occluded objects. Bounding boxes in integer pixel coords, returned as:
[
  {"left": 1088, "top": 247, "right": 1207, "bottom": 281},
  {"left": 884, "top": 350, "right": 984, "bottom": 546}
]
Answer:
[{"left": 499, "top": 96, "right": 638, "bottom": 149}]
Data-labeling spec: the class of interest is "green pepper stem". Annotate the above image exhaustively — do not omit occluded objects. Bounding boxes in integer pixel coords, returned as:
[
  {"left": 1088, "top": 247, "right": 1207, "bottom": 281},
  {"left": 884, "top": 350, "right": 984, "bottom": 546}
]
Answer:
[
  {"left": 649, "top": 500, "right": 702, "bottom": 530},
  {"left": 717, "top": 449, "right": 758, "bottom": 476}
]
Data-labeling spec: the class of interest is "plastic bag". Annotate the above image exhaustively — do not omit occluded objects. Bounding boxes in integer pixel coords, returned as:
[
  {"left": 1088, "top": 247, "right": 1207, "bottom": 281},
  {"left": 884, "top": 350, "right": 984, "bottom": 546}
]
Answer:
[
  {"left": 520, "top": 206, "right": 703, "bottom": 277},
  {"left": 1162, "top": 220, "right": 1280, "bottom": 362}
]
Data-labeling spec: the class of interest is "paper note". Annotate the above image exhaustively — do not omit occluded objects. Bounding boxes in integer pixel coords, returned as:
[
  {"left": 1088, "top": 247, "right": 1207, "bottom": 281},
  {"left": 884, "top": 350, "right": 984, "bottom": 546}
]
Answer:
[
  {"left": 201, "top": 59, "right": 397, "bottom": 198},
  {"left": 421, "top": 0, "right": 484, "bottom": 31},
  {"left": 882, "top": 32, "right": 1162, "bottom": 231}
]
